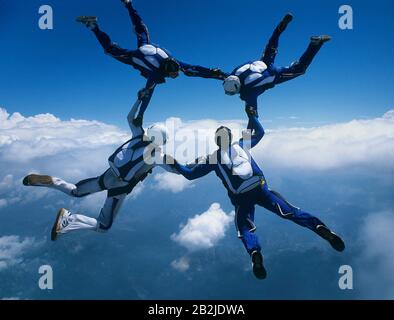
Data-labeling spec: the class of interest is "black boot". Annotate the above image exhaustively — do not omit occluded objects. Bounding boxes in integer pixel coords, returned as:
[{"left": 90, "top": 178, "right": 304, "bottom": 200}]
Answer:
[
  {"left": 251, "top": 250, "right": 267, "bottom": 279},
  {"left": 277, "top": 13, "right": 294, "bottom": 33},
  {"left": 76, "top": 16, "right": 98, "bottom": 30},
  {"left": 310, "top": 35, "right": 332, "bottom": 45},
  {"left": 316, "top": 225, "right": 345, "bottom": 252}
]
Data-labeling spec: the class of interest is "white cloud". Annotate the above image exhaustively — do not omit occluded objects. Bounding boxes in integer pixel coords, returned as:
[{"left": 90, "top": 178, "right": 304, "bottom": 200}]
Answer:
[
  {"left": 357, "top": 211, "right": 394, "bottom": 299},
  {"left": 0, "top": 175, "right": 24, "bottom": 210},
  {"left": 153, "top": 172, "right": 193, "bottom": 193},
  {"left": 0, "top": 236, "right": 37, "bottom": 271},
  {"left": 0, "top": 107, "right": 126, "bottom": 165},
  {"left": 255, "top": 110, "right": 394, "bottom": 170},
  {"left": 171, "top": 256, "right": 190, "bottom": 272},
  {"left": 171, "top": 203, "right": 234, "bottom": 251}
]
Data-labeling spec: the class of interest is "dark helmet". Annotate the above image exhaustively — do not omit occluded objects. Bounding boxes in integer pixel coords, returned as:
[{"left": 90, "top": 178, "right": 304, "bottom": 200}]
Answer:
[
  {"left": 160, "top": 57, "right": 180, "bottom": 76},
  {"left": 215, "top": 126, "right": 232, "bottom": 148}
]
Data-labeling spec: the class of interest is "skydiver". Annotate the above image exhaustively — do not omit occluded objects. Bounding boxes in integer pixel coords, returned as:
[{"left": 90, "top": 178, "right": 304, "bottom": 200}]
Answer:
[
  {"left": 23, "top": 92, "right": 178, "bottom": 240},
  {"left": 171, "top": 108, "right": 345, "bottom": 279},
  {"left": 222, "top": 13, "right": 331, "bottom": 116},
  {"left": 76, "top": 0, "right": 226, "bottom": 126}
]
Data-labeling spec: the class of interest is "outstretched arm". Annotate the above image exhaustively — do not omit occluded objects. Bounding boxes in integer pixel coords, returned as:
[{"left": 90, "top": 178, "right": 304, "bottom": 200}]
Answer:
[
  {"left": 173, "top": 156, "right": 215, "bottom": 180},
  {"left": 178, "top": 61, "right": 228, "bottom": 80},
  {"left": 122, "top": 0, "right": 151, "bottom": 47},
  {"left": 135, "top": 78, "right": 157, "bottom": 120},
  {"left": 239, "top": 111, "right": 265, "bottom": 149},
  {"left": 127, "top": 98, "right": 144, "bottom": 137}
]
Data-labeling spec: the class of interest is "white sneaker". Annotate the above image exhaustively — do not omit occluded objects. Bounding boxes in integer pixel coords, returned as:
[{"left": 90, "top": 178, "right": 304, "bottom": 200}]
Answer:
[{"left": 51, "top": 208, "right": 71, "bottom": 241}]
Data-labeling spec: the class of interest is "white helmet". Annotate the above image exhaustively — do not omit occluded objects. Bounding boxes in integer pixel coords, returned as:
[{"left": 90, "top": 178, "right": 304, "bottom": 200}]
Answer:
[
  {"left": 146, "top": 124, "right": 169, "bottom": 146},
  {"left": 223, "top": 75, "right": 241, "bottom": 95}
]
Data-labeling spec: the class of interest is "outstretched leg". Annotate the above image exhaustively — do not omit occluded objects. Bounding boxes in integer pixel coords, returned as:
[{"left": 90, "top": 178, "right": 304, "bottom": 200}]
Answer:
[
  {"left": 275, "top": 35, "right": 331, "bottom": 84},
  {"left": 261, "top": 13, "right": 293, "bottom": 66},
  {"left": 122, "top": 0, "right": 151, "bottom": 47},
  {"left": 22, "top": 170, "right": 117, "bottom": 197},
  {"left": 23, "top": 173, "right": 102, "bottom": 197},
  {"left": 51, "top": 169, "right": 132, "bottom": 240},
  {"left": 234, "top": 201, "right": 267, "bottom": 279},
  {"left": 255, "top": 184, "right": 345, "bottom": 251},
  {"left": 76, "top": 16, "right": 133, "bottom": 65}
]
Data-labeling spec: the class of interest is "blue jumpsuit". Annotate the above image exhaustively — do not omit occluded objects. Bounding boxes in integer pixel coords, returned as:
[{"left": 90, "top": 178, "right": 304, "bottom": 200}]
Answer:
[
  {"left": 90, "top": 1, "right": 224, "bottom": 118},
  {"left": 174, "top": 116, "right": 327, "bottom": 255},
  {"left": 229, "top": 22, "right": 326, "bottom": 115}
]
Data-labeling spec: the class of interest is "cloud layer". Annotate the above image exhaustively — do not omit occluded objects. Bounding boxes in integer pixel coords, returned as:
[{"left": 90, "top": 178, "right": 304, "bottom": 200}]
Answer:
[
  {"left": 257, "top": 110, "right": 394, "bottom": 170},
  {"left": 1, "top": 107, "right": 393, "bottom": 212},
  {"left": 0, "top": 108, "right": 126, "bottom": 163}
]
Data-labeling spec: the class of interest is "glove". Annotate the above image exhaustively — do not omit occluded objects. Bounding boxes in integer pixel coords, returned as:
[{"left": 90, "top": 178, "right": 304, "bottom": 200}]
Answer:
[
  {"left": 245, "top": 106, "right": 258, "bottom": 117},
  {"left": 211, "top": 68, "right": 226, "bottom": 79},
  {"left": 163, "top": 154, "right": 177, "bottom": 165}
]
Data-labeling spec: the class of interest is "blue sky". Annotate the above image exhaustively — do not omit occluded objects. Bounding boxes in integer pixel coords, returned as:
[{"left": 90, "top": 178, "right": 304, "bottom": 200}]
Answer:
[{"left": 1, "top": 0, "right": 394, "bottom": 127}]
